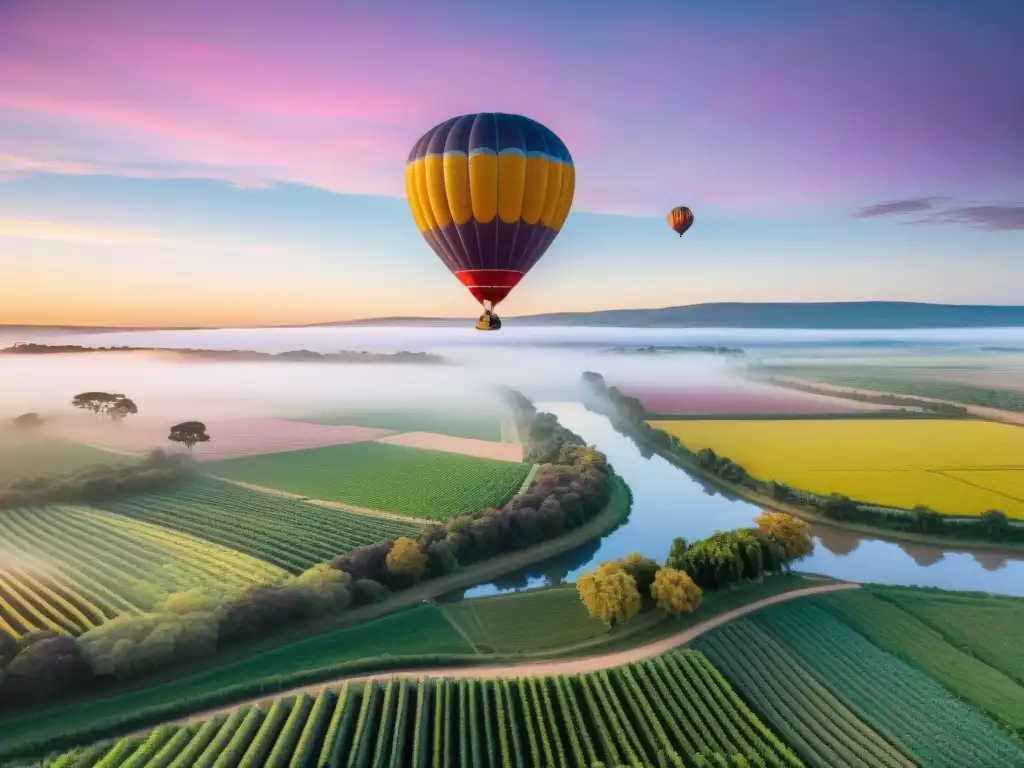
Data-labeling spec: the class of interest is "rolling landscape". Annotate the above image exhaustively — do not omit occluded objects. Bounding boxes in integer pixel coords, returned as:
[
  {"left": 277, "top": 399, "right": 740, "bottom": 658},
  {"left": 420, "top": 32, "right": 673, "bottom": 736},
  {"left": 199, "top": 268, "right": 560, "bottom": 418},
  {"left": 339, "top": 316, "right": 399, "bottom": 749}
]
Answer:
[{"left": 3, "top": 0, "right": 1024, "bottom": 765}]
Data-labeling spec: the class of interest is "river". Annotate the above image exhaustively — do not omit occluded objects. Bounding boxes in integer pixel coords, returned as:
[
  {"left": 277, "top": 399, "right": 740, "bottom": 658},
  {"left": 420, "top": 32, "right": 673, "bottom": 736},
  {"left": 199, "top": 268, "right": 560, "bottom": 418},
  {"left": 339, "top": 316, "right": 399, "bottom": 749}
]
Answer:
[{"left": 460, "top": 400, "right": 1024, "bottom": 598}]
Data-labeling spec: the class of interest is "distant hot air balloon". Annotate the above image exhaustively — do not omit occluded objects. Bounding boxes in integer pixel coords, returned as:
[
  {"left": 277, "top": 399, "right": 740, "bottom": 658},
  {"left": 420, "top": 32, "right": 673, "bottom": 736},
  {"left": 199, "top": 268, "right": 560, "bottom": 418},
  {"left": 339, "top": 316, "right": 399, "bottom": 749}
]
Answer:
[
  {"left": 405, "top": 113, "right": 575, "bottom": 330},
  {"left": 668, "top": 206, "right": 694, "bottom": 237}
]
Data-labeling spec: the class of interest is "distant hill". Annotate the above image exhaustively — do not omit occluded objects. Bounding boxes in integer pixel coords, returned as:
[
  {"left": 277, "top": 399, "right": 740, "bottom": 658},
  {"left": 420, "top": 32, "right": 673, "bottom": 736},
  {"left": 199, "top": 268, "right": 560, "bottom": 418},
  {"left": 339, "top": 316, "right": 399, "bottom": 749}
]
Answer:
[
  {"left": 4, "top": 302, "right": 1024, "bottom": 333},
  {"left": 322, "top": 302, "right": 1024, "bottom": 329}
]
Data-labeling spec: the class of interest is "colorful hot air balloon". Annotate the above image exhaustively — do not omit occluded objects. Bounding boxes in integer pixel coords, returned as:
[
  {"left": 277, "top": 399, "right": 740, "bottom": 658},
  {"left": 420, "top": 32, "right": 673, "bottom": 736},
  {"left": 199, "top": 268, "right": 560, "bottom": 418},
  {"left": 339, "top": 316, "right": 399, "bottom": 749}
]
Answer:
[
  {"left": 405, "top": 113, "right": 575, "bottom": 330},
  {"left": 668, "top": 206, "right": 694, "bottom": 237}
]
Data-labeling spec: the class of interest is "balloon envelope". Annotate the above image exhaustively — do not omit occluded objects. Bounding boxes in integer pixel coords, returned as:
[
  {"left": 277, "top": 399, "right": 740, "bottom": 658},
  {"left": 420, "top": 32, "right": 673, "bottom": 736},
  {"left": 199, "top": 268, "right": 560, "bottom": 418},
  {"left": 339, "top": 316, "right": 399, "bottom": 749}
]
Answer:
[
  {"left": 405, "top": 113, "right": 575, "bottom": 308},
  {"left": 668, "top": 206, "right": 694, "bottom": 237}
]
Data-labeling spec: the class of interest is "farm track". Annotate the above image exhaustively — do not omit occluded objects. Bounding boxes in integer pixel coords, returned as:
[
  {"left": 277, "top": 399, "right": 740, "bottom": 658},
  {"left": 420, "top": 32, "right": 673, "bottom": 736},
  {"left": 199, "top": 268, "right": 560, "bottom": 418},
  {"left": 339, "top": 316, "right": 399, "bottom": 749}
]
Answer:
[
  {"left": 775, "top": 376, "right": 1024, "bottom": 427},
  {"left": 147, "top": 582, "right": 860, "bottom": 732},
  {"left": 208, "top": 477, "right": 427, "bottom": 525}
]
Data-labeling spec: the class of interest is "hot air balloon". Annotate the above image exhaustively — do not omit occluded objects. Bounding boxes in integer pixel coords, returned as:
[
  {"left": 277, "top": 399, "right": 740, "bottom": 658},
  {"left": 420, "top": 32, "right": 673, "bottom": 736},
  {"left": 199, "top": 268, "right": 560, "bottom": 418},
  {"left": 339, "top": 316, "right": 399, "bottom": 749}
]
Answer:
[
  {"left": 405, "top": 113, "right": 575, "bottom": 330},
  {"left": 668, "top": 206, "right": 694, "bottom": 237}
]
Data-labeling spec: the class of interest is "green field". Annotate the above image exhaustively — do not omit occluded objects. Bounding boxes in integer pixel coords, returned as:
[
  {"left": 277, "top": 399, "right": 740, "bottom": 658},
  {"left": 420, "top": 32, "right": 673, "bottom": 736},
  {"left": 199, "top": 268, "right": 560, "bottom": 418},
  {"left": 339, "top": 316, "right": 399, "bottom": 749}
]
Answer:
[
  {"left": 751, "top": 598, "right": 1024, "bottom": 767},
  {"left": 96, "top": 478, "right": 421, "bottom": 574},
  {"left": 0, "top": 605, "right": 472, "bottom": 760},
  {"left": 0, "top": 504, "right": 283, "bottom": 638},
  {"left": 771, "top": 366, "right": 1024, "bottom": 412},
  {"left": 868, "top": 586, "right": 1024, "bottom": 684},
  {"left": 40, "top": 650, "right": 800, "bottom": 768},
  {"left": 696, "top": 621, "right": 914, "bottom": 768},
  {"left": 206, "top": 442, "right": 531, "bottom": 520},
  {"left": 294, "top": 407, "right": 505, "bottom": 441},
  {"left": 442, "top": 586, "right": 607, "bottom": 654},
  {"left": 817, "top": 589, "right": 1024, "bottom": 736},
  {"left": 0, "top": 436, "right": 131, "bottom": 484}
]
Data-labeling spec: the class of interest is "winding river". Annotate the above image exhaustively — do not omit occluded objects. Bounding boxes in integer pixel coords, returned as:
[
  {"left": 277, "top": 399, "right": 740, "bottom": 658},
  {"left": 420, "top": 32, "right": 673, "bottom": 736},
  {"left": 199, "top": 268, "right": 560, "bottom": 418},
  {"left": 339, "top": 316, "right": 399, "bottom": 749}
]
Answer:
[{"left": 462, "top": 401, "right": 1024, "bottom": 598}]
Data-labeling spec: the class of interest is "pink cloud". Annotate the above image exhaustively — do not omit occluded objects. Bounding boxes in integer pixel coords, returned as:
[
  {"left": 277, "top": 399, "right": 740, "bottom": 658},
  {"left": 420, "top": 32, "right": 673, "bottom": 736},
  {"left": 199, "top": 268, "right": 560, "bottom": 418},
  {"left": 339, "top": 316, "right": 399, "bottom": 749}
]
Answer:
[{"left": 0, "top": 1, "right": 1020, "bottom": 216}]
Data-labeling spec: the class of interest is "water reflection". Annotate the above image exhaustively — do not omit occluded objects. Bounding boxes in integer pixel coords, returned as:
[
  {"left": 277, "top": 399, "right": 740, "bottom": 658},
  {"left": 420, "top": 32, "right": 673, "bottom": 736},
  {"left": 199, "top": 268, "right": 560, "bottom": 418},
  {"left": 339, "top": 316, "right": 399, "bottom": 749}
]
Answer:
[{"left": 465, "top": 401, "right": 1024, "bottom": 598}]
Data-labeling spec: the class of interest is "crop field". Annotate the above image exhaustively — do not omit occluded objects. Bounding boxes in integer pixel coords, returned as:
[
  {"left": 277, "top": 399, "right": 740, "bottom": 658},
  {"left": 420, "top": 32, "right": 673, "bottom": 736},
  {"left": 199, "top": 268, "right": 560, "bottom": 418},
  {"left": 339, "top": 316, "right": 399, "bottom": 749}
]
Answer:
[
  {"left": 53, "top": 417, "right": 395, "bottom": 461},
  {"left": 294, "top": 407, "right": 505, "bottom": 442},
  {"left": 769, "top": 366, "right": 1024, "bottom": 413},
  {"left": 817, "top": 589, "right": 1024, "bottom": 735},
  {"left": 648, "top": 418, "right": 1024, "bottom": 517},
  {"left": 97, "top": 478, "right": 421, "bottom": 573},
  {"left": 441, "top": 586, "right": 606, "bottom": 653},
  {"left": 868, "top": 587, "right": 1024, "bottom": 683},
  {"left": 0, "top": 503, "right": 283, "bottom": 638},
  {"left": 206, "top": 442, "right": 531, "bottom": 521},
  {"left": 44, "top": 650, "right": 800, "bottom": 768},
  {"left": 0, "top": 436, "right": 131, "bottom": 484},
  {"left": 619, "top": 381, "right": 899, "bottom": 416},
  {"left": 376, "top": 431, "right": 524, "bottom": 463},
  {"left": 749, "top": 598, "right": 1024, "bottom": 768},
  {"left": 695, "top": 621, "right": 914, "bottom": 768}
]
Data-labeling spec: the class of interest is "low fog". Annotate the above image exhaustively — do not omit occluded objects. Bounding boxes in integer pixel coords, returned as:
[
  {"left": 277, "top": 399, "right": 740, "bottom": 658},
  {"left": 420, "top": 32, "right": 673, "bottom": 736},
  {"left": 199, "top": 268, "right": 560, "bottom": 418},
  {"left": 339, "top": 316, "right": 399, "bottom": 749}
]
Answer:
[{"left": 0, "top": 331, "right": 752, "bottom": 427}]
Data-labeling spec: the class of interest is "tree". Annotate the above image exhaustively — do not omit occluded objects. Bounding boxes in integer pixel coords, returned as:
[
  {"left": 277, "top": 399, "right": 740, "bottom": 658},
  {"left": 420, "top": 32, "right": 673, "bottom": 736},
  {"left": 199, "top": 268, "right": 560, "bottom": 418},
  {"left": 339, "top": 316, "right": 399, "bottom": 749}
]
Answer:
[
  {"left": 754, "top": 512, "right": 814, "bottom": 568},
  {"left": 385, "top": 537, "right": 428, "bottom": 581},
  {"left": 71, "top": 392, "right": 125, "bottom": 419},
  {"left": 650, "top": 567, "right": 703, "bottom": 617},
  {"left": 979, "top": 509, "right": 1009, "bottom": 539},
  {"left": 617, "top": 553, "right": 660, "bottom": 598},
  {"left": 11, "top": 412, "right": 43, "bottom": 429},
  {"left": 168, "top": 421, "right": 210, "bottom": 452},
  {"left": 576, "top": 562, "right": 641, "bottom": 629},
  {"left": 665, "top": 538, "right": 689, "bottom": 570},
  {"left": 109, "top": 398, "right": 138, "bottom": 422}
]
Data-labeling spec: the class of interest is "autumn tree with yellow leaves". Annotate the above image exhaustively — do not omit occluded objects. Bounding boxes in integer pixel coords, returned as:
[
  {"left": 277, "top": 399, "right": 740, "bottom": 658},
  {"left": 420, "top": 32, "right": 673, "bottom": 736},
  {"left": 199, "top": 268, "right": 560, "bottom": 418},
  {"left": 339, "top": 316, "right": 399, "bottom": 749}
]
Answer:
[
  {"left": 754, "top": 512, "right": 814, "bottom": 569},
  {"left": 577, "top": 562, "right": 642, "bottom": 629},
  {"left": 650, "top": 567, "right": 703, "bottom": 617},
  {"left": 385, "top": 537, "right": 428, "bottom": 581}
]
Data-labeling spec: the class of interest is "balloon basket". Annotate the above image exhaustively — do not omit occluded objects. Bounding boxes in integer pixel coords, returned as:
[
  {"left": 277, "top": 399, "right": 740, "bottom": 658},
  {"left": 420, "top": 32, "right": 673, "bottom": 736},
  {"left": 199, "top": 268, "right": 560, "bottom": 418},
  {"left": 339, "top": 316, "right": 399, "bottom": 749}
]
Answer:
[{"left": 475, "top": 311, "right": 502, "bottom": 331}]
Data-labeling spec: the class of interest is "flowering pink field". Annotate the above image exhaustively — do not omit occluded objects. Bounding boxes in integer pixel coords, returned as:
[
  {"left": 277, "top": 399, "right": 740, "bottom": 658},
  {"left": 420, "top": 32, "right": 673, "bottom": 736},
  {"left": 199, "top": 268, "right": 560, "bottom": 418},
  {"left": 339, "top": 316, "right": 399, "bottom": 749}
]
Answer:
[
  {"left": 51, "top": 418, "right": 396, "bottom": 461},
  {"left": 375, "top": 431, "right": 524, "bottom": 462},
  {"left": 618, "top": 382, "right": 902, "bottom": 415}
]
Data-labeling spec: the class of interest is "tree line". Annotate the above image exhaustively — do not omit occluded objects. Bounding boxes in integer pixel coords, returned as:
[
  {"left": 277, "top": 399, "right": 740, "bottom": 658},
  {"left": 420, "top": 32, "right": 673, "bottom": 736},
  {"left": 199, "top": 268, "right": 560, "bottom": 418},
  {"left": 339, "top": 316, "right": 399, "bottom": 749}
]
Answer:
[
  {"left": 576, "top": 512, "right": 814, "bottom": 628},
  {"left": 582, "top": 372, "right": 1023, "bottom": 544},
  {"left": 0, "top": 390, "right": 620, "bottom": 711}
]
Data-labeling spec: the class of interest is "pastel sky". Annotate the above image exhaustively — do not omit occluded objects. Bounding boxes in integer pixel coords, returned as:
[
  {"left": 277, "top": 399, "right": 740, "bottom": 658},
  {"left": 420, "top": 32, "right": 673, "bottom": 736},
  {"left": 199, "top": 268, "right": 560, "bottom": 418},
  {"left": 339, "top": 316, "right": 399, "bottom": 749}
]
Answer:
[{"left": 1, "top": 0, "right": 1022, "bottom": 327}]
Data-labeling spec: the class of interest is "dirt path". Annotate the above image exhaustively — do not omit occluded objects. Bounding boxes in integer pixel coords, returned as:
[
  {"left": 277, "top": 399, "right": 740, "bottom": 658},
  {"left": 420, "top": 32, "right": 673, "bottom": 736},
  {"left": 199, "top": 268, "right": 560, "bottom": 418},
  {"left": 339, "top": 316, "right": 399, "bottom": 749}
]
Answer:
[
  {"left": 776, "top": 376, "right": 1024, "bottom": 427},
  {"left": 209, "top": 477, "right": 427, "bottom": 525},
  {"left": 154, "top": 582, "right": 858, "bottom": 731}
]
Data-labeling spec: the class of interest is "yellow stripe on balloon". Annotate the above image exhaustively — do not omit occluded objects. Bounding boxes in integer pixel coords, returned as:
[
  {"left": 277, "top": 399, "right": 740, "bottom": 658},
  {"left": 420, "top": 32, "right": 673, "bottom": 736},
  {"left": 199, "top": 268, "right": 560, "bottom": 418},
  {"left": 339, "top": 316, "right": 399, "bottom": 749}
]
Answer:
[
  {"left": 443, "top": 153, "right": 473, "bottom": 227},
  {"left": 413, "top": 159, "right": 439, "bottom": 232},
  {"left": 520, "top": 155, "right": 550, "bottom": 225},
  {"left": 469, "top": 152, "right": 498, "bottom": 224},
  {"left": 425, "top": 154, "right": 452, "bottom": 229},
  {"left": 496, "top": 151, "right": 527, "bottom": 224},
  {"left": 539, "top": 160, "right": 564, "bottom": 228},
  {"left": 552, "top": 164, "right": 575, "bottom": 231},
  {"left": 404, "top": 162, "right": 429, "bottom": 233}
]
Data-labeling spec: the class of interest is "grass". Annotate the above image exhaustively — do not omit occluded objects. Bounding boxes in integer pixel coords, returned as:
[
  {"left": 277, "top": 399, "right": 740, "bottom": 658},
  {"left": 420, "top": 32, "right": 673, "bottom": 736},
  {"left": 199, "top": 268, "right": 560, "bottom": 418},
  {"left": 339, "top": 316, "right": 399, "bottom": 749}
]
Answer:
[
  {"left": 0, "top": 435, "right": 131, "bottom": 484},
  {"left": 442, "top": 586, "right": 606, "bottom": 653},
  {"left": 751, "top": 598, "right": 1024, "bottom": 768},
  {"left": 770, "top": 366, "right": 1024, "bottom": 413},
  {"left": 0, "top": 605, "right": 473, "bottom": 759},
  {"left": 650, "top": 417, "right": 1024, "bottom": 517},
  {"left": 292, "top": 407, "right": 504, "bottom": 441},
  {"left": 817, "top": 588, "right": 1024, "bottom": 736},
  {"left": 39, "top": 651, "right": 800, "bottom": 768},
  {"left": 867, "top": 586, "right": 1024, "bottom": 684},
  {"left": 96, "top": 477, "right": 422, "bottom": 574},
  {"left": 0, "top": 504, "right": 284, "bottom": 638},
  {"left": 206, "top": 441, "right": 532, "bottom": 521},
  {"left": 695, "top": 620, "right": 914, "bottom": 768}
]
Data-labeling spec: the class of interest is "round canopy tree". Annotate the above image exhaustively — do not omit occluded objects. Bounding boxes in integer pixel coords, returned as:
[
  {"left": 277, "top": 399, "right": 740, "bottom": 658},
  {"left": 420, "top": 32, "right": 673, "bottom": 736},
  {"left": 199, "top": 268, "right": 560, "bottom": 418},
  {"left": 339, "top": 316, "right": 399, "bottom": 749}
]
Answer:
[{"left": 168, "top": 421, "right": 210, "bottom": 452}]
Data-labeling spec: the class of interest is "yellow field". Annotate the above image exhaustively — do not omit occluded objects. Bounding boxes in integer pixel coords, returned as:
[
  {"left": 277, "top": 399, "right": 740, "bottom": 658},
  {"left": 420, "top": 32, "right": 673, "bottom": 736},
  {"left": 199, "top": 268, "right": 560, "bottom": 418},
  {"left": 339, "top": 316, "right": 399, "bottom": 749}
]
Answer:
[{"left": 648, "top": 419, "right": 1024, "bottom": 518}]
